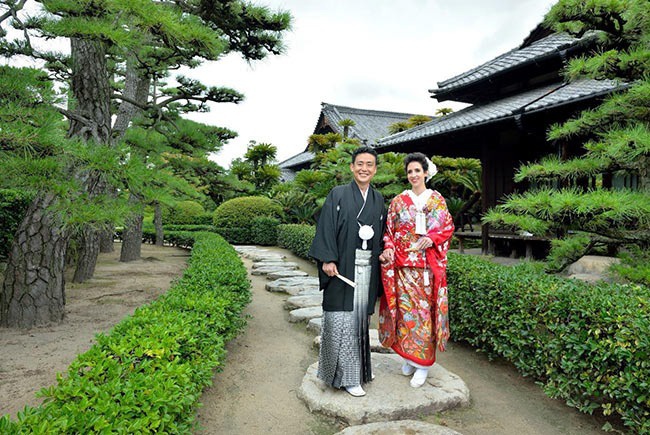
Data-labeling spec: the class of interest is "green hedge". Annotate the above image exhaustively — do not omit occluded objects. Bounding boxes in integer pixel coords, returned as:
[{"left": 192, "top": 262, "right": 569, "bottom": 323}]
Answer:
[
  {"left": 163, "top": 224, "right": 217, "bottom": 233},
  {"left": 213, "top": 196, "right": 282, "bottom": 245},
  {"left": 0, "top": 232, "right": 250, "bottom": 433},
  {"left": 447, "top": 253, "right": 650, "bottom": 433},
  {"left": 277, "top": 224, "right": 315, "bottom": 259},
  {"left": 162, "top": 200, "right": 206, "bottom": 225}
]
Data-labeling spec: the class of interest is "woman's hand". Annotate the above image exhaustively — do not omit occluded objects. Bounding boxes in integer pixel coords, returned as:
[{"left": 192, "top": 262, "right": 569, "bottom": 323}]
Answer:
[
  {"left": 407, "top": 237, "right": 433, "bottom": 251},
  {"left": 380, "top": 248, "right": 394, "bottom": 263}
]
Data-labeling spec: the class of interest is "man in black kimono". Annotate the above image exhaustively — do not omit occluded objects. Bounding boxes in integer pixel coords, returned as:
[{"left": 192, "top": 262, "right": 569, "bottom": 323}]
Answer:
[{"left": 309, "top": 146, "right": 385, "bottom": 397}]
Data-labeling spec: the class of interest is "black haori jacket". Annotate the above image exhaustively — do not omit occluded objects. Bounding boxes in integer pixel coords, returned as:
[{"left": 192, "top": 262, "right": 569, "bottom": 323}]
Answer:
[{"left": 309, "top": 182, "right": 386, "bottom": 313}]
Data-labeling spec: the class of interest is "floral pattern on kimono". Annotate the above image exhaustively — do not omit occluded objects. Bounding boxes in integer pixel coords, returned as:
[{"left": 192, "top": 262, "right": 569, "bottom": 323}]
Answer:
[{"left": 379, "top": 189, "right": 454, "bottom": 365}]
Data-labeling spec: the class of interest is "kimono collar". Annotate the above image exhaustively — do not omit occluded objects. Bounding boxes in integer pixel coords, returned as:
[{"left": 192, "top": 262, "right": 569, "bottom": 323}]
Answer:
[{"left": 407, "top": 189, "right": 432, "bottom": 211}]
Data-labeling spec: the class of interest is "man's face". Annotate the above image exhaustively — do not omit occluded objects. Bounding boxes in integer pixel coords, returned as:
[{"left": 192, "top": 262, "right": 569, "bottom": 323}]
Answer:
[{"left": 350, "top": 152, "right": 377, "bottom": 187}]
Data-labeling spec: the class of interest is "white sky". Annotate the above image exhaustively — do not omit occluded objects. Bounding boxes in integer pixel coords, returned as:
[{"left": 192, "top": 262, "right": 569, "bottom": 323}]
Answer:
[
  {"left": 5, "top": 0, "right": 558, "bottom": 167},
  {"left": 184, "top": 0, "right": 558, "bottom": 167}
]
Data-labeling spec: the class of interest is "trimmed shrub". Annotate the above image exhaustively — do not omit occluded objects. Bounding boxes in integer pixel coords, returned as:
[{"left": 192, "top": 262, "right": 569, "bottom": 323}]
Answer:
[
  {"left": 277, "top": 224, "right": 315, "bottom": 259},
  {"left": 0, "top": 232, "right": 250, "bottom": 433},
  {"left": 163, "top": 201, "right": 206, "bottom": 225},
  {"left": 447, "top": 253, "right": 650, "bottom": 433},
  {"left": 0, "top": 189, "right": 35, "bottom": 259},
  {"left": 163, "top": 224, "right": 217, "bottom": 233},
  {"left": 250, "top": 217, "right": 279, "bottom": 246},
  {"left": 213, "top": 196, "right": 282, "bottom": 244}
]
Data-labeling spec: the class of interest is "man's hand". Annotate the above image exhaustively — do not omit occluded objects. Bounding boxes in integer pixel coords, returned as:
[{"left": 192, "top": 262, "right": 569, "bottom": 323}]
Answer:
[
  {"left": 322, "top": 262, "right": 339, "bottom": 277},
  {"left": 379, "top": 248, "right": 394, "bottom": 263}
]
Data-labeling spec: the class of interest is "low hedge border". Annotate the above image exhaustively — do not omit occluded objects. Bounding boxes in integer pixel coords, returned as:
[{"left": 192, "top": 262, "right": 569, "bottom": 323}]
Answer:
[
  {"left": 0, "top": 232, "right": 251, "bottom": 433},
  {"left": 448, "top": 253, "right": 650, "bottom": 433},
  {"left": 277, "top": 224, "right": 315, "bottom": 260}
]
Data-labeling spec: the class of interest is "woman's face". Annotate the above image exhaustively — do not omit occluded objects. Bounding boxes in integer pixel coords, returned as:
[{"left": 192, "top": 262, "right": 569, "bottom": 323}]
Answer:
[{"left": 406, "top": 161, "right": 427, "bottom": 190}]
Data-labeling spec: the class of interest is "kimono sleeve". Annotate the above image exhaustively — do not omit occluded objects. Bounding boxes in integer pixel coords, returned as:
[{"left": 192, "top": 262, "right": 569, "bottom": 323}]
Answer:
[{"left": 308, "top": 189, "right": 340, "bottom": 263}]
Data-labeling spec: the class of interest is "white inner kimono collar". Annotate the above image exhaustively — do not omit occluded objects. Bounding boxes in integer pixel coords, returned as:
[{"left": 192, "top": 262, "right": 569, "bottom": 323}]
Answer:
[{"left": 407, "top": 189, "right": 433, "bottom": 211}]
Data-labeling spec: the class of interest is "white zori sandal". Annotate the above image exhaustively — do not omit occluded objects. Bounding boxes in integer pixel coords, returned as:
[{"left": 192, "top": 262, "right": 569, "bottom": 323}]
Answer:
[
  {"left": 345, "top": 385, "right": 366, "bottom": 397},
  {"left": 410, "top": 368, "right": 429, "bottom": 388}
]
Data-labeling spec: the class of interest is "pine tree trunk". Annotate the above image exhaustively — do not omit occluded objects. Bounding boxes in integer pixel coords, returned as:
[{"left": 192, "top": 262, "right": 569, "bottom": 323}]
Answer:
[
  {"left": 69, "top": 38, "right": 112, "bottom": 143},
  {"left": 72, "top": 226, "right": 100, "bottom": 283},
  {"left": 120, "top": 214, "right": 143, "bottom": 262},
  {"left": 67, "top": 38, "right": 113, "bottom": 282},
  {"left": 1, "top": 193, "right": 67, "bottom": 328},
  {"left": 99, "top": 226, "right": 115, "bottom": 253},
  {"left": 154, "top": 201, "right": 164, "bottom": 246}
]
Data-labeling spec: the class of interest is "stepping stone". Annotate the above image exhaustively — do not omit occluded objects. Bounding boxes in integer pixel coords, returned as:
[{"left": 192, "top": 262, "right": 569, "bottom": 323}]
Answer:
[
  {"left": 314, "top": 329, "right": 393, "bottom": 354},
  {"left": 251, "top": 266, "right": 298, "bottom": 275},
  {"left": 337, "top": 420, "right": 462, "bottom": 435},
  {"left": 297, "top": 353, "right": 469, "bottom": 425},
  {"left": 289, "top": 306, "right": 323, "bottom": 323},
  {"left": 266, "top": 270, "right": 308, "bottom": 280},
  {"left": 233, "top": 245, "right": 258, "bottom": 253},
  {"left": 297, "top": 288, "right": 321, "bottom": 296},
  {"left": 252, "top": 261, "right": 298, "bottom": 269},
  {"left": 282, "top": 286, "right": 319, "bottom": 296},
  {"left": 266, "top": 276, "right": 320, "bottom": 290},
  {"left": 307, "top": 317, "right": 322, "bottom": 333},
  {"left": 284, "top": 294, "right": 322, "bottom": 310},
  {"left": 248, "top": 253, "right": 286, "bottom": 262}
]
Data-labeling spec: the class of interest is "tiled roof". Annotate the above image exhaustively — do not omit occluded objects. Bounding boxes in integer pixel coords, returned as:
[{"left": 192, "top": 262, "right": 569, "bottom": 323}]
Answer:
[
  {"left": 378, "top": 79, "right": 622, "bottom": 147},
  {"left": 278, "top": 150, "right": 314, "bottom": 169},
  {"left": 432, "top": 33, "right": 581, "bottom": 95},
  {"left": 280, "top": 168, "right": 297, "bottom": 182},
  {"left": 319, "top": 103, "right": 421, "bottom": 144}
]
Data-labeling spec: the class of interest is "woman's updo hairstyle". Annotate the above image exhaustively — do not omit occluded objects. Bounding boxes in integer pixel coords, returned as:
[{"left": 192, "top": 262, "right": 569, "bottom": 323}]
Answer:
[{"left": 404, "top": 152, "right": 437, "bottom": 182}]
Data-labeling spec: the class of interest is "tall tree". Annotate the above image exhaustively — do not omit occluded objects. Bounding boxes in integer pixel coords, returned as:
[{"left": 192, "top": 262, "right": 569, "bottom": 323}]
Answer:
[
  {"left": 0, "top": 66, "right": 127, "bottom": 327},
  {"left": 484, "top": 0, "right": 650, "bottom": 271},
  {"left": 0, "top": 0, "right": 291, "bottom": 327}
]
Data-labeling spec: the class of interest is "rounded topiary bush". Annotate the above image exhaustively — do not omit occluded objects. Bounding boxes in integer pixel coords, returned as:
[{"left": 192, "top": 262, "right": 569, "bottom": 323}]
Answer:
[
  {"left": 163, "top": 200, "right": 206, "bottom": 225},
  {"left": 213, "top": 196, "right": 283, "bottom": 244}
]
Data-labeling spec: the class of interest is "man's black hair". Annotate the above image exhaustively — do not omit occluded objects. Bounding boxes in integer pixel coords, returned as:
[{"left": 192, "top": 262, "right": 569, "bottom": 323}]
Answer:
[{"left": 351, "top": 146, "right": 378, "bottom": 164}]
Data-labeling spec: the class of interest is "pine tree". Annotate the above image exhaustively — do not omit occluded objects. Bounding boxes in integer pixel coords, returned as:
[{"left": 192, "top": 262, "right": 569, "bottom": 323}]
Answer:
[
  {"left": 0, "top": 0, "right": 291, "bottom": 327},
  {"left": 484, "top": 0, "right": 650, "bottom": 271}
]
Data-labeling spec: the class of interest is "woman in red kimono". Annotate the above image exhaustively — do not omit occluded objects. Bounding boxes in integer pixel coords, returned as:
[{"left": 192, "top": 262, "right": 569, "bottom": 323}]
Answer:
[{"left": 378, "top": 152, "right": 454, "bottom": 388}]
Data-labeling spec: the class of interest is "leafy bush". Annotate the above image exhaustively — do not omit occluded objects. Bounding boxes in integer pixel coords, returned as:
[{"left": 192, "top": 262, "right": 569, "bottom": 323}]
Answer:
[
  {"left": 0, "top": 232, "right": 250, "bottom": 433},
  {"left": 277, "top": 224, "right": 315, "bottom": 259},
  {"left": 163, "top": 200, "right": 206, "bottom": 225},
  {"left": 213, "top": 196, "right": 282, "bottom": 244},
  {"left": 0, "top": 189, "right": 35, "bottom": 259},
  {"left": 250, "top": 217, "right": 279, "bottom": 246},
  {"left": 163, "top": 224, "right": 217, "bottom": 233},
  {"left": 610, "top": 246, "right": 650, "bottom": 286},
  {"left": 447, "top": 253, "right": 650, "bottom": 433}
]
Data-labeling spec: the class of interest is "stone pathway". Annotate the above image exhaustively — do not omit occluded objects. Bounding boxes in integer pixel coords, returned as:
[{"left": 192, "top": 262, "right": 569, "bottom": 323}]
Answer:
[{"left": 234, "top": 245, "right": 469, "bottom": 434}]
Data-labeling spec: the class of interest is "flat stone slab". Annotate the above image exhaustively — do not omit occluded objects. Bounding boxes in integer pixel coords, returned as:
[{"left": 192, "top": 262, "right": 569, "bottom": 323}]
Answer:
[
  {"left": 266, "top": 285, "right": 319, "bottom": 296},
  {"left": 266, "top": 276, "right": 320, "bottom": 290},
  {"left": 248, "top": 253, "right": 286, "bottom": 262},
  {"left": 338, "top": 420, "right": 462, "bottom": 435},
  {"left": 289, "top": 306, "right": 323, "bottom": 323},
  {"left": 266, "top": 269, "right": 309, "bottom": 280},
  {"left": 298, "top": 287, "right": 321, "bottom": 295},
  {"left": 251, "top": 266, "right": 299, "bottom": 275},
  {"left": 285, "top": 294, "right": 322, "bottom": 310},
  {"left": 307, "top": 317, "right": 322, "bottom": 334},
  {"left": 252, "top": 261, "right": 298, "bottom": 269},
  {"left": 297, "top": 353, "right": 469, "bottom": 425},
  {"left": 314, "top": 329, "right": 393, "bottom": 354}
]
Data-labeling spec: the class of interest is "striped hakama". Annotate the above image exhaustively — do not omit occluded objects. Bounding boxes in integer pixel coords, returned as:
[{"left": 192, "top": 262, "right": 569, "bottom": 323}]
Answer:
[{"left": 318, "top": 249, "right": 373, "bottom": 388}]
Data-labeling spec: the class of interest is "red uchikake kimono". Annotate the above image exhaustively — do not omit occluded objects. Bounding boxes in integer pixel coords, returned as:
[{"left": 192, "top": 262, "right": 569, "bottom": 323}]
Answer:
[{"left": 379, "top": 189, "right": 454, "bottom": 366}]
